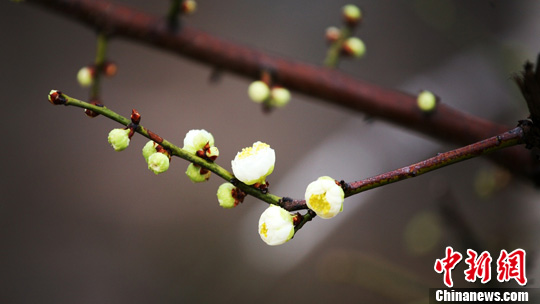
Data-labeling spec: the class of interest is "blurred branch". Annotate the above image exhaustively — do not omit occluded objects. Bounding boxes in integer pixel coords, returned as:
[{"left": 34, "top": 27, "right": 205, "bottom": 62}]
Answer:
[{"left": 23, "top": 0, "right": 540, "bottom": 181}]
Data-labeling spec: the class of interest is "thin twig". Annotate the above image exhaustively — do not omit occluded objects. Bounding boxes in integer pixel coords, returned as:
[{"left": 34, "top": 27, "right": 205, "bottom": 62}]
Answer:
[
  {"left": 49, "top": 91, "right": 525, "bottom": 214},
  {"left": 280, "top": 127, "right": 524, "bottom": 210},
  {"left": 23, "top": 0, "right": 540, "bottom": 180},
  {"left": 51, "top": 91, "right": 283, "bottom": 206}
]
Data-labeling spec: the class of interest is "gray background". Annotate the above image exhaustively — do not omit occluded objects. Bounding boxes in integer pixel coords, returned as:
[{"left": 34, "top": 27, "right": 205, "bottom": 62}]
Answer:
[{"left": 2, "top": 1, "right": 540, "bottom": 303}]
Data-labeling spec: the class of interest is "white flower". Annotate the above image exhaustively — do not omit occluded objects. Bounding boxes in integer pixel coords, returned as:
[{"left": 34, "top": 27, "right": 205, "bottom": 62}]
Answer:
[
  {"left": 258, "top": 205, "right": 294, "bottom": 246},
  {"left": 182, "top": 129, "right": 215, "bottom": 155},
  {"left": 305, "top": 176, "right": 345, "bottom": 219},
  {"left": 108, "top": 128, "right": 130, "bottom": 151},
  {"left": 231, "top": 141, "right": 275, "bottom": 185}
]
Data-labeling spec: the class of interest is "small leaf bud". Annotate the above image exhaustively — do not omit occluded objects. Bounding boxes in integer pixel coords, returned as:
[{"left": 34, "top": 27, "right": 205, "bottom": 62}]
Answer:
[
  {"left": 216, "top": 183, "right": 237, "bottom": 209},
  {"left": 107, "top": 128, "right": 130, "bottom": 151},
  {"left": 77, "top": 66, "right": 94, "bottom": 87},
  {"left": 185, "top": 163, "right": 211, "bottom": 183},
  {"left": 342, "top": 37, "right": 366, "bottom": 58},
  {"left": 103, "top": 62, "right": 117, "bottom": 77},
  {"left": 142, "top": 140, "right": 158, "bottom": 162},
  {"left": 48, "top": 90, "right": 66, "bottom": 105},
  {"left": 343, "top": 4, "right": 362, "bottom": 26},
  {"left": 248, "top": 81, "right": 270, "bottom": 103},
  {"left": 417, "top": 90, "right": 438, "bottom": 113},
  {"left": 270, "top": 87, "right": 291, "bottom": 108},
  {"left": 148, "top": 152, "right": 170, "bottom": 175}
]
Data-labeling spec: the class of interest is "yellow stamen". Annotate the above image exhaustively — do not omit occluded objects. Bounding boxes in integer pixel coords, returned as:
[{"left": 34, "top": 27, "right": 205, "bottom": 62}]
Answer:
[
  {"left": 238, "top": 142, "right": 269, "bottom": 159},
  {"left": 309, "top": 193, "right": 330, "bottom": 215},
  {"left": 260, "top": 222, "right": 268, "bottom": 238}
]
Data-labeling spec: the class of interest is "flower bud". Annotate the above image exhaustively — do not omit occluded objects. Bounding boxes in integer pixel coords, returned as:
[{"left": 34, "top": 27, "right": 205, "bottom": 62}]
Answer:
[
  {"left": 248, "top": 81, "right": 270, "bottom": 103},
  {"left": 182, "top": 0, "right": 197, "bottom": 15},
  {"left": 343, "top": 4, "right": 362, "bottom": 26},
  {"left": 258, "top": 205, "right": 295, "bottom": 246},
  {"left": 108, "top": 128, "right": 130, "bottom": 151},
  {"left": 148, "top": 152, "right": 170, "bottom": 175},
  {"left": 325, "top": 26, "right": 341, "bottom": 42},
  {"left": 183, "top": 129, "right": 215, "bottom": 155},
  {"left": 142, "top": 140, "right": 158, "bottom": 162},
  {"left": 270, "top": 87, "right": 291, "bottom": 107},
  {"left": 417, "top": 90, "right": 438, "bottom": 112},
  {"left": 205, "top": 146, "right": 220, "bottom": 160},
  {"left": 305, "top": 176, "right": 345, "bottom": 219},
  {"left": 77, "top": 66, "right": 94, "bottom": 87},
  {"left": 103, "top": 62, "right": 117, "bottom": 77},
  {"left": 231, "top": 141, "right": 275, "bottom": 185},
  {"left": 342, "top": 37, "right": 366, "bottom": 58},
  {"left": 185, "top": 163, "right": 211, "bottom": 183},
  {"left": 216, "top": 183, "right": 236, "bottom": 209}
]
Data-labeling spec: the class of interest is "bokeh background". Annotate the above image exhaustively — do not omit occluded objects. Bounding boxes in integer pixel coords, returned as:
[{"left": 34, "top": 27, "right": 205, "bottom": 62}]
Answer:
[{"left": 2, "top": 0, "right": 540, "bottom": 303}]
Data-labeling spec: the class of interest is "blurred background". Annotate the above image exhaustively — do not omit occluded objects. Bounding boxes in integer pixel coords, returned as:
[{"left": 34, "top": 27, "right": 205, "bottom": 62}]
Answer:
[{"left": 2, "top": 0, "right": 540, "bottom": 303}]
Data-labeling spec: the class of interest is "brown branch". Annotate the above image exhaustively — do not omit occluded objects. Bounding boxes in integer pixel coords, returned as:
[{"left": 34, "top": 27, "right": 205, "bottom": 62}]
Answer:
[
  {"left": 24, "top": 0, "right": 540, "bottom": 180},
  {"left": 281, "top": 126, "right": 525, "bottom": 211}
]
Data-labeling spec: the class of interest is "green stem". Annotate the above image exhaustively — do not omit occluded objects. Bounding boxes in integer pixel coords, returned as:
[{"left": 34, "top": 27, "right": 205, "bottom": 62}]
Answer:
[
  {"left": 90, "top": 33, "right": 108, "bottom": 100},
  {"left": 59, "top": 92, "right": 282, "bottom": 206},
  {"left": 323, "top": 26, "right": 351, "bottom": 68},
  {"left": 167, "top": 0, "right": 181, "bottom": 31}
]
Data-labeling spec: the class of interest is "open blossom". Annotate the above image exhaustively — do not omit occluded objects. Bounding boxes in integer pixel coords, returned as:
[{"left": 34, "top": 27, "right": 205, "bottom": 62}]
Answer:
[
  {"left": 231, "top": 141, "right": 275, "bottom": 185},
  {"left": 258, "top": 205, "right": 294, "bottom": 246},
  {"left": 182, "top": 129, "right": 215, "bottom": 155},
  {"left": 305, "top": 176, "right": 345, "bottom": 219}
]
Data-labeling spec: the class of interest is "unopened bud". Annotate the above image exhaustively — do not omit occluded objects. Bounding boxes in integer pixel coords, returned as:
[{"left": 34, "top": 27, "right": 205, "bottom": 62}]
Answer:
[
  {"left": 343, "top": 4, "right": 362, "bottom": 26},
  {"left": 77, "top": 66, "right": 94, "bottom": 87},
  {"left": 342, "top": 37, "right": 366, "bottom": 58},
  {"left": 205, "top": 146, "right": 220, "bottom": 161},
  {"left": 182, "top": 0, "right": 197, "bottom": 15},
  {"left": 142, "top": 140, "right": 158, "bottom": 162},
  {"left": 216, "top": 183, "right": 237, "bottom": 209},
  {"left": 148, "top": 152, "right": 170, "bottom": 175},
  {"left": 108, "top": 128, "right": 130, "bottom": 151},
  {"left": 248, "top": 81, "right": 270, "bottom": 103},
  {"left": 270, "top": 87, "right": 291, "bottom": 107},
  {"left": 103, "top": 62, "right": 117, "bottom": 77},
  {"left": 417, "top": 90, "right": 438, "bottom": 113},
  {"left": 185, "top": 163, "right": 211, "bottom": 183},
  {"left": 325, "top": 26, "right": 341, "bottom": 43}
]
